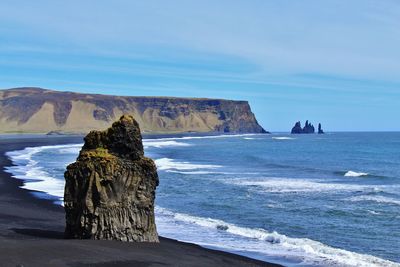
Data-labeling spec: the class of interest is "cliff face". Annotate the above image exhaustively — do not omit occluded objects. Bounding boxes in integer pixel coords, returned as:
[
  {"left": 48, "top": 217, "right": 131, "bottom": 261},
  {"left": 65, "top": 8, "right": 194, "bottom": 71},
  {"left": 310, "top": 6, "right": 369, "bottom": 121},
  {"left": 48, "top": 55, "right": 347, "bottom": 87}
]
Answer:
[
  {"left": 64, "top": 115, "right": 159, "bottom": 242},
  {"left": 0, "top": 87, "right": 267, "bottom": 134}
]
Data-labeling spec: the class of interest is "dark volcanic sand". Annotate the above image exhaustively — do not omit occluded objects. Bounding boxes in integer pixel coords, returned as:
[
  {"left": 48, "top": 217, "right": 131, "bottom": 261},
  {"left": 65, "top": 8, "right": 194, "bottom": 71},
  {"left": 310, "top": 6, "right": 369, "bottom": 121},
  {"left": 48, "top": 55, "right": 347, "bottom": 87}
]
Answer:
[{"left": 0, "top": 136, "right": 281, "bottom": 267}]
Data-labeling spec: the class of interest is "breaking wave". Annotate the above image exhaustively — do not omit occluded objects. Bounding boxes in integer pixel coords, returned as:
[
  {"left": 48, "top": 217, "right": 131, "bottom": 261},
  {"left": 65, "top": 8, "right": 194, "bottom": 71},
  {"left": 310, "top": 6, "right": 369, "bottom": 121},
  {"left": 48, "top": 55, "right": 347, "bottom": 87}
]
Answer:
[
  {"left": 5, "top": 144, "right": 83, "bottom": 203},
  {"left": 272, "top": 137, "right": 296, "bottom": 140},
  {"left": 155, "top": 158, "right": 222, "bottom": 171},
  {"left": 344, "top": 171, "right": 369, "bottom": 177},
  {"left": 227, "top": 177, "right": 386, "bottom": 194},
  {"left": 155, "top": 207, "right": 398, "bottom": 267},
  {"left": 166, "top": 170, "right": 223, "bottom": 175},
  {"left": 347, "top": 195, "right": 400, "bottom": 206},
  {"left": 143, "top": 140, "right": 191, "bottom": 148},
  {"left": 145, "top": 133, "right": 262, "bottom": 142}
]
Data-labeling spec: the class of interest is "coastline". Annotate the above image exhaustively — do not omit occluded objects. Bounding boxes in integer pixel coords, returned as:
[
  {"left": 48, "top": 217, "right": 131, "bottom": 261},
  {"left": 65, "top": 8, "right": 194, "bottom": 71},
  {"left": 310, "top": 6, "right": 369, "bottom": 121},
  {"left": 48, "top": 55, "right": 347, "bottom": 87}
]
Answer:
[{"left": 0, "top": 135, "right": 281, "bottom": 267}]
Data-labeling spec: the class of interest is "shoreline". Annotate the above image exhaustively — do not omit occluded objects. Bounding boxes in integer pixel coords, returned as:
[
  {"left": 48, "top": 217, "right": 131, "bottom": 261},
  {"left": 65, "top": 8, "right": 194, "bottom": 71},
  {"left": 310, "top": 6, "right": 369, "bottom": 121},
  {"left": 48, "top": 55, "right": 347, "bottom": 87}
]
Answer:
[{"left": 0, "top": 136, "right": 282, "bottom": 267}]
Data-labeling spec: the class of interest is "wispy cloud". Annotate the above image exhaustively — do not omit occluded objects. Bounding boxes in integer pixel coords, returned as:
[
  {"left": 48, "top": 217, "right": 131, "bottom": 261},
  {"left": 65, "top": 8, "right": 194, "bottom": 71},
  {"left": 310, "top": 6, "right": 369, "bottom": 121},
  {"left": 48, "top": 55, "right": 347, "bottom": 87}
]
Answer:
[
  {"left": 0, "top": 0, "right": 399, "bottom": 130},
  {"left": 1, "top": 0, "right": 400, "bottom": 78}
]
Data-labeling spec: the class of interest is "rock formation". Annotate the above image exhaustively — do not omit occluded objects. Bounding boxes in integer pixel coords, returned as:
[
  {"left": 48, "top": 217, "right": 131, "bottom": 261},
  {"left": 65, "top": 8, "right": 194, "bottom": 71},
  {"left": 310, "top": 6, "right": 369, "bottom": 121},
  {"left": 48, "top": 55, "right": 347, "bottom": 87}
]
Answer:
[
  {"left": 291, "top": 120, "right": 316, "bottom": 134},
  {"left": 0, "top": 87, "right": 267, "bottom": 134},
  {"left": 318, "top": 123, "right": 324, "bottom": 134},
  {"left": 303, "top": 120, "right": 315, "bottom": 134},
  {"left": 291, "top": 121, "right": 303, "bottom": 134},
  {"left": 64, "top": 115, "right": 159, "bottom": 242}
]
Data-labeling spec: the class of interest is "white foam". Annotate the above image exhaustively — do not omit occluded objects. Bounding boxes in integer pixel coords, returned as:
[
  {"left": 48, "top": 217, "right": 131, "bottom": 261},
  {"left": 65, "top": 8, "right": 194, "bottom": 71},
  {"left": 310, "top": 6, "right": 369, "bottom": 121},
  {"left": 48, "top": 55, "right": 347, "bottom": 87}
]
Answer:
[
  {"left": 266, "top": 203, "right": 283, "bottom": 208},
  {"left": 5, "top": 145, "right": 76, "bottom": 175},
  {"left": 58, "top": 146, "right": 82, "bottom": 154},
  {"left": 243, "top": 137, "right": 256, "bottom": 140},
  {"left": 5, "top": 163, "right": 65, "bottom": 201},
  {"left": 155, "top": 158, "right": 222, "bottom": 171},
  {"left": 6, "top": 146, "right": 44, "bottom": 163},
  {"left": 272, "top": 137, "right": 295, "bottom": 140},
  {"left": 227, "top": 177, "right": 384, "bottom": 194},
  {"left": 367, "top": 210, "right": 381, "bottom": 215},
  {"left": 155, "top": 207, "right": 398, "bottom": 267},
  {"left": 5, "top": 144, "right": 82, "bottom": 203},
  {"left": 165, "top": 170, "right": 258, "bottom": 175},
  {"left": 143, "top": 140, "right": 191, "bottom": 148},
  {"left": 166, "top": 170, "right": 221, "bottom": 175},
  {"left": 344, "top": 171, "right": 369, "bottom": 177},
  {"left": 144, "top": 133, "right": 262, "bottom": 142},
  {"left": 21, "top": 175, "right": 65, "bottom": 199},
  {"left": 347, "top": 195, "right": 400, "bottom": 206}
]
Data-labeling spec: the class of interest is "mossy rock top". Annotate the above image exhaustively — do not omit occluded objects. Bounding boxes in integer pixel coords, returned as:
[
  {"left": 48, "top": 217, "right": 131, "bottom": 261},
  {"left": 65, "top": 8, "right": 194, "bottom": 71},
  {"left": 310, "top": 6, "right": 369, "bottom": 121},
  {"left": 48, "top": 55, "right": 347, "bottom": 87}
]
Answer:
[{"left": 81, "top": 115, "right": 144, "bottom": 160}]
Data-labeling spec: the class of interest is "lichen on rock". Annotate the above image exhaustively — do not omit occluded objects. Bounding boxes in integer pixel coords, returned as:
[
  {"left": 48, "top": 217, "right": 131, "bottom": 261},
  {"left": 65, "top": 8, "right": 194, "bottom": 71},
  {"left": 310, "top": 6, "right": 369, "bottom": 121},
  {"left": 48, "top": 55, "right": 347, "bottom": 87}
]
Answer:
[{"left": 64, "top": 115, "right": 159, "bottom": 242}]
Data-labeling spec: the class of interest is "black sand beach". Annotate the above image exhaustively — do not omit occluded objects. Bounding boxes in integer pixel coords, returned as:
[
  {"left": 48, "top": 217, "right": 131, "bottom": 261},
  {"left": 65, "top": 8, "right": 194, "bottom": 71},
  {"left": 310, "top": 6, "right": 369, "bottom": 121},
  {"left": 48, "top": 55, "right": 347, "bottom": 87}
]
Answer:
[{"left": 0, "top": 136, "right": 281, "bottom": 267}]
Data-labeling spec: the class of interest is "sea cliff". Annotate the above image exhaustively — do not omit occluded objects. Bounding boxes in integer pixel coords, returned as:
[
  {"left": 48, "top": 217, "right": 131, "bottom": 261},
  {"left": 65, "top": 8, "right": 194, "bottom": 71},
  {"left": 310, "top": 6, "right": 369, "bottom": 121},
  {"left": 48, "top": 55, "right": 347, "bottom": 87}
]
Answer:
[{"left": 0, "top": 87, "right": 267, "bottom": 134}]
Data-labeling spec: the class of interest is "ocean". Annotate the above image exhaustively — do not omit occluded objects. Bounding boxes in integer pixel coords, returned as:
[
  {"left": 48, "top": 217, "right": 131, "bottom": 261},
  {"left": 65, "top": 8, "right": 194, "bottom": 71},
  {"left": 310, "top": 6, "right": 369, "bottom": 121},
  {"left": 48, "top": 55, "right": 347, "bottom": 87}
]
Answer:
[{"left": 4, "top": 132, "right": 400, "bottom": 267}]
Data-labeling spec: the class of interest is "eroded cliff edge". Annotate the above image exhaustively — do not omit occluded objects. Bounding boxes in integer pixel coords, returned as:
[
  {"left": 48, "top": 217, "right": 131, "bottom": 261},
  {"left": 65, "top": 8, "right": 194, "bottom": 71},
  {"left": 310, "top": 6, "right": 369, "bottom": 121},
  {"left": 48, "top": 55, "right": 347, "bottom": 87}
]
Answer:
[
  {"left": 64, "top": 115, "right": 159, "bottom": 241},
  {"left": 0, "top": 87, "right": 267, "bottom": 134}
]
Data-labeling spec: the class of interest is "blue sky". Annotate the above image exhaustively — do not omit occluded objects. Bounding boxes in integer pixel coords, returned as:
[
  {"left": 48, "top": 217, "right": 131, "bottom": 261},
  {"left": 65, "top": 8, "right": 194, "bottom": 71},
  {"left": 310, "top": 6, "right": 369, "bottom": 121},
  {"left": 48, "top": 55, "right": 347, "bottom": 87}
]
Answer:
[{"left": 1, "top": 1, "right": 399, "bottom": 131}]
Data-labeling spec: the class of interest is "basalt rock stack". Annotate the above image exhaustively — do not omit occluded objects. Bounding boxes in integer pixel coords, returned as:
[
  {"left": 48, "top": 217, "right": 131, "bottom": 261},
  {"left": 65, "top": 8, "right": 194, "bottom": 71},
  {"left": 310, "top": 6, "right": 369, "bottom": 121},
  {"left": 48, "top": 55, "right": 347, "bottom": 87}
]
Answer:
[
  {"left": 302, "top": 120, "right": 315, "bottom": 134},
  {"left": 291, "top": 121, "right": 303, "bottom": 134},
  {"left": 291, "top": 120, "right": 318, "bottom": 134},
  {"left": 64, "top": 115, "right": 159, "bottom": 242},
  {"left": 318, "top": 123, "right": 324, "bottom": 134}
]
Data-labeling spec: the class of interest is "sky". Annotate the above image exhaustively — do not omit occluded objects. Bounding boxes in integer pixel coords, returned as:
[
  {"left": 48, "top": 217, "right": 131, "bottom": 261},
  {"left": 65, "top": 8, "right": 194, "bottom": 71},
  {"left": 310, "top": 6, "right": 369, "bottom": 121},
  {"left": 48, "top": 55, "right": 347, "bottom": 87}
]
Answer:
[{"left": 0, "top": 0, "right": 399, "bottom": 131}]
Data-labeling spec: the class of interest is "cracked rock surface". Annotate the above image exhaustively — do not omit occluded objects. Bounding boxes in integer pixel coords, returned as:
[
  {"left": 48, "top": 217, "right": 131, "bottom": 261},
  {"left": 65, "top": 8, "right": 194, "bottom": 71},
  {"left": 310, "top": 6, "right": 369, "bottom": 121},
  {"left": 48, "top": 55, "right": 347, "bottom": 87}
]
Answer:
[{"left": 64, "top": 115, "right": 159, "bottom": 242}]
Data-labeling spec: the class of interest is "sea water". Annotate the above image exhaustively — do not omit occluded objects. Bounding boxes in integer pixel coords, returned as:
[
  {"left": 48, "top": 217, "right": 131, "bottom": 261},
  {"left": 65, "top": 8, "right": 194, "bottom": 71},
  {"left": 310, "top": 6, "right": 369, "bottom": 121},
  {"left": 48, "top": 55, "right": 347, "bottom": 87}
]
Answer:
[{"left": 4, "top": 133, "right": 400, "bottom": 266}]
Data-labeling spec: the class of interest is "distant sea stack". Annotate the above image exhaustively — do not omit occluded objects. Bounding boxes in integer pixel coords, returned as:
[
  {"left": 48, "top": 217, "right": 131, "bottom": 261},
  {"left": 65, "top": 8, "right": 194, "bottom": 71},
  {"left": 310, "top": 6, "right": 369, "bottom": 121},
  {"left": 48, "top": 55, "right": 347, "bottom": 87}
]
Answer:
[
  {"left": 291, "top": 120, "right": 324, "bottom": 134},
  {"left": 0, "top": 87, "right": 267, "bottom": 134},
  {"left": 318, "top": 123, "right": 324, "bottom": 134},
  {"left": 291, "top": 121, "right": 303, "bottom": 134},
  {"left": 64, "top": 115, "right": 159, "bottom": 242},
  {"left": 302, "top": 120, "right": 315, "bottom": 133}
]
